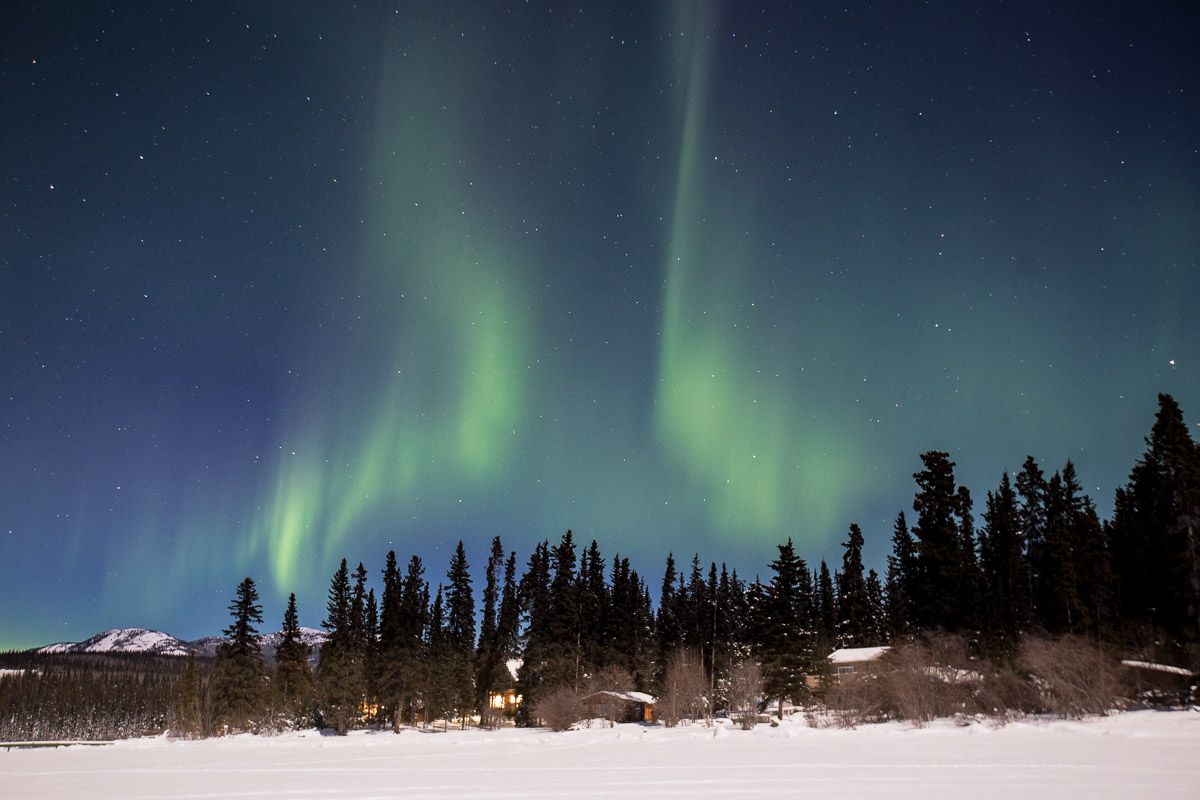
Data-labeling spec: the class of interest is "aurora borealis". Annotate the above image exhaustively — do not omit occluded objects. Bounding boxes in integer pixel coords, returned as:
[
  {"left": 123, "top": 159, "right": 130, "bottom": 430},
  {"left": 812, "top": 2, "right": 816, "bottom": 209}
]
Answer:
[{"left": 2, "top": 2, "right": 1197, "bottom": 650}]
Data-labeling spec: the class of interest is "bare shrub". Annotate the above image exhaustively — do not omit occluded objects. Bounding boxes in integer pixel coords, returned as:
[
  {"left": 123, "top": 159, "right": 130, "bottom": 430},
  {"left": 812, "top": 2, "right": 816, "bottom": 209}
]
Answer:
[
  {"left": 974, "top": 664, "right": 1039, "bottom": 722},
  {"left": 1018, "top": 635, "right": 1125, "bottom": 718},
  {"left": 825, "top": 674, "right": 888, "bottom": 729},
  {"left": 877, "top": 634, "right": 978, "bottom": 726},
  {"left": 725, "top": 659, "right": 763, "bottom": 730},
  {"left": 658, "top": 648, "right": 709, "bottom": 727},
  {"left": 532, "top": 685, "right": 583, "bottom": 732}
]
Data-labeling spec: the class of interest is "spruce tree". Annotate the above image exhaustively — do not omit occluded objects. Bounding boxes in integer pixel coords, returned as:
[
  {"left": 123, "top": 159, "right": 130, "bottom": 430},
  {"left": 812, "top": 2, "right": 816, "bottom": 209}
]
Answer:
[
  {"left": 1016, "top": 455, "right": 1048, "bottom": 622},
  {"left": 210, "top": 577, "right": 266, "bottom": 732},
  {"left": 656, "top": 552, "right": 682, "bottom": 683},
  {"left": 837, "top": 524, "right": 872, "bottom": 646},
  {"left": 1034, "top": 468, "right": 1085, "bottom": 633},
  {"left": 444, "top": 540, "right": 476, "bottom": 727},
  {"left": 885, "top": 511, "right": 915, "bottom": 639},
  {"left": 363, "top": 587, "right": 380, "bottom": 721},
  {"left": 378, "top": 550, "right": 404, "bottom": 731},
  {"left": 1110, "top": 394, "right": 1200, "bottom": 642},
  {"left": 815, "top": 561, "right": 837, "bottom": 652},
  {"left": 318, "top": 559, "right": 361, "bottom": 735},
  {"left": 758, "top": 538, "right": 814, "bottom": 717},
  {"left": 476, "top": 536, "right": 505, "bottom": 726},
  {"left": 546, "top": 531, "right": 580, "bottom": 688},
  {"left": 865, "top": 569, "right": 886, "bottom": 644},
  {"left": 980, "top": 472, "right": 1027, "bottom": 655},
  {"left": 272, "top": 593, "right": 314, "bottom": 727},
  {"left": 396, "top": 555, "right": 429, "bottom": 725},
  {"left": 911, "top": 452, "right": 967, "bottom": 631},
  {"left": 515, "top": 541, "right": 551, "bottom": 725},
  {"left": 574, "top": 540, "right": 608, "bottom": 679},
  {"left": 497, "top": 550, "right": 521, "bottom": 661}
]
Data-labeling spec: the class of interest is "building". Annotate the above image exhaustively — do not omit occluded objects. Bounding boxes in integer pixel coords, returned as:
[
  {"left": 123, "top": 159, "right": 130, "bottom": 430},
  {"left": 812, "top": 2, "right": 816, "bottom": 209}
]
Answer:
[
  {"left": 581, "top": 690, "right": 655, "bottom": 723},
  {"left": 828, "top": 646, "right": 889, "bottom": 682}
]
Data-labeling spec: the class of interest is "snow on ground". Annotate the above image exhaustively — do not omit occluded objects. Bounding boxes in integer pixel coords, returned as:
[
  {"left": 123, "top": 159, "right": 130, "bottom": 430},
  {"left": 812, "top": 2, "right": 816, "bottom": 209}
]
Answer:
[{"left": 2, "top": 710, "right": 1198, "bottom": 799}]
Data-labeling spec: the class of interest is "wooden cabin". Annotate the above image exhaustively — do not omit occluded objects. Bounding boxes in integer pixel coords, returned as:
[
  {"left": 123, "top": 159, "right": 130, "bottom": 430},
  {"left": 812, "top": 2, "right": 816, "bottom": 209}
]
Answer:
[
  {"left": 581, "top": 690, "right": 656, "bottom": 723},
  {"left": 828, "top": 646, "right": 889, "bottom": 682}
]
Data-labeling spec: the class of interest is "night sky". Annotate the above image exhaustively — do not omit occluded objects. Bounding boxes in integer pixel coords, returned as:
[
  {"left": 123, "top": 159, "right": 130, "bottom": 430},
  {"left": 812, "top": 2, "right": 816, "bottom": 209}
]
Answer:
[{"left": 3, "top": 2, "right": 1197, "bottom": 650}]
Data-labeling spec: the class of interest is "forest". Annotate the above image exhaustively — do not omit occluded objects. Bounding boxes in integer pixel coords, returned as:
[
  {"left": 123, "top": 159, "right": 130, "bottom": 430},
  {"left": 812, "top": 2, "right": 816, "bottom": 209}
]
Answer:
[{"left": 2, "top": 393, "right": 1197, "bottom": 740}]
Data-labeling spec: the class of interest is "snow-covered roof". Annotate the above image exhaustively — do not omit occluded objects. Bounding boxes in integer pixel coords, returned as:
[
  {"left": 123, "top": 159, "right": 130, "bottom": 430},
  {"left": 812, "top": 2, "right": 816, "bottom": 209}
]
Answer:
[
  {"left": 828, "top": 646, "right": 889, "bottom": 664},
  {"left": 1121, "top": 660, "right": 1196, "bottom": 677},
  {"left": 506, "top": 658, "right": 523, "bottom": 681},
  {"left": 587, "top": 690, "right": 656, "bottom": 704}
]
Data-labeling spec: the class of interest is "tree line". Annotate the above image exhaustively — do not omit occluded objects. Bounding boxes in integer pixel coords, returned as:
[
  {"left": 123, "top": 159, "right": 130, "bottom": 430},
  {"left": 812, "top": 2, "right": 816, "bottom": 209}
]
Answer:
[
  {"left": 6, "top": 393, "right": 1195, "bottom": 739},
  {"left": 186, "top": 393, "right": 1198, "bottom": 735}
]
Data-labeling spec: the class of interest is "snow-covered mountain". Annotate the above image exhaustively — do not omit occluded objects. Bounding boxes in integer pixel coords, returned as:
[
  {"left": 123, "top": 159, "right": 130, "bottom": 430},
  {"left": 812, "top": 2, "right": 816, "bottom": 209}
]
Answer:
[
  {"left": 35, "top": 627, "right": 327, "bottom": 662},
  {"left": 37, "top": 628, "right": 192, "bottom": 656}
]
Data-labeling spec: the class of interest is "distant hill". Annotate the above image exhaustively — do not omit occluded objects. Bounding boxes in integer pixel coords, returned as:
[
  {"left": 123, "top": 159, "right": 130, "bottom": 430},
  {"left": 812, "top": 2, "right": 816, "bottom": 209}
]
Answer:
[{"left": 35, "top": 627, "right": 326, "bottom": 663}]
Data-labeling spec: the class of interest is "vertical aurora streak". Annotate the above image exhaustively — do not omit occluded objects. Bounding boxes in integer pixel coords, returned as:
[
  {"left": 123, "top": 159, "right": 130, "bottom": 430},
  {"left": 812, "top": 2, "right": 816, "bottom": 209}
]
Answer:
[
  {"left": 656, "top": 2, "right": 861, "bottom": 542},
  {"left": 248, "top": 22, "right": 532, "bottom": 595}
]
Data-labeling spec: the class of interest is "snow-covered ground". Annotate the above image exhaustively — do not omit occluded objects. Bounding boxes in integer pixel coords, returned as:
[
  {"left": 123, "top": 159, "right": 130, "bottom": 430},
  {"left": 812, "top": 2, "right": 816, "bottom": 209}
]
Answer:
[{"left": 3, "top": 710, "right": 1197, "bottom": 799}]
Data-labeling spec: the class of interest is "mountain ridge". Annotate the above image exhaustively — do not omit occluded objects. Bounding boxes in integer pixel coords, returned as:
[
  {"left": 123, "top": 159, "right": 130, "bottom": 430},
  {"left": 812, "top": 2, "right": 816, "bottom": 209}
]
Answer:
[{"left": 34, "top": 626, "right": 327, "bottom": 662}]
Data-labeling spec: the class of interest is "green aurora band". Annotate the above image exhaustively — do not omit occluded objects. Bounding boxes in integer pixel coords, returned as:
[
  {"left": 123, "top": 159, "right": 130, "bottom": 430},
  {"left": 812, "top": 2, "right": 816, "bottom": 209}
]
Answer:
[
  {"left": 655, "top": 2, "right": 862, "bottom": 541},
  {"left": 249, "top": 24, "right": 531, "bottom": 594}
]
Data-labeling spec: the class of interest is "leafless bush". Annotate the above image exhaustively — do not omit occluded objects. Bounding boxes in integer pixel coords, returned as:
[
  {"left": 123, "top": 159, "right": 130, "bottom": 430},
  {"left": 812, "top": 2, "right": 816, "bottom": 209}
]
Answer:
[
  {"left": 876, "top": 634, "right": 978, "bottom": 726},
  {"left": 532, "top": 685, "right": 583, "bottom": 732},
  {"left": 1018, "top": 635, "right": 1125, "bottom": 718},
  {"left": 974, "top": 664, "right": 1039, "bottom": 721},
  {"left": 825, "top": 674, "right": 889, "bottom": 729},
  {"left": 658, "top": 648, "right": 709, "bottom": 727},
  {"left": 725, "top": 659, "right": 763, "bottom": 730}
]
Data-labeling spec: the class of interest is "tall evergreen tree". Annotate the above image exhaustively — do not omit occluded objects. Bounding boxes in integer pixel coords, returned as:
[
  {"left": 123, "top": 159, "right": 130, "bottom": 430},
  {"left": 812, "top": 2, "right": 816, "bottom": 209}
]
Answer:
[
  {"left": 211, "top": 577, "right": 266, "bottom": 731},
  {"left": 656, "top": 552, "right": 683, "bottom": 685},
  {"left": 515, "top": 541, "right": 551, "bottom": 725},
  {"left": 1015, "top": 455, "right": 1048, "bottom": 624},
  {"left": 1033, "top": 468, "right": 1085, "bottom": 633},
  {"left": 318, "top": 559, "right": 361, "bottom": 735},
  {"left": 274, "top": 592, "right": 315, "bottom": 725},
  {"left": 955, "top": 485, "right": 983, "bottom": 633},
  {"left": 444, "top": 540, "right": 476, "bottom": 727},
  {"left": 864, "top": 569, "right": 886, "bottom": 644},
  {"left": 980, "top": 471, "right": 1027, "bottom": 654},
  {"left": 885, "top": 511, "right": 915, "bottom": 640},
  {"left": 1110, "top": 395, "right": 1200, "bottom": 642},
  {"left": 395, "top": 555, "right": 429, "bottom": 725},
  {"left": 1073, "top": 490, "right": 1114, "bottom": 638},
  {"left": 378, "top": 550, "right": 404, "bottom": 731},
  {"left": 911, "top": 452, "right": 968, "bottom": 631},
  {"left": 815, "top": 561, "right": 837, "bottom": 652},
  {"left": 837, "top": 524, "right": 872, "bottom": 646},
  {"left": 476, "top": 536, "right": 506, "bottom": 725},
  {"left": 544, "top": 531, "right": 580, "bottom": 689},
  {"left": 758, "top": 538, "right": 814, "bottom": 717},
  {"left": 497, "top": 550, "right": 521, "bottom": 660},
  {"left": 424, "top": 585, "right": 453, "bottom": 727},
  {"left": 577, "top": 539, "right": 608, "bottom": 678}
]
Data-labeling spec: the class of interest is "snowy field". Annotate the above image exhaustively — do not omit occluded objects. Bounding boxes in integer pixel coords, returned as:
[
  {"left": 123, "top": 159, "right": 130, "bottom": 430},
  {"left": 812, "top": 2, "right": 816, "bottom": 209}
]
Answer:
[{"left": 3, "top": 710, "right": 1198, "bottom": 799}]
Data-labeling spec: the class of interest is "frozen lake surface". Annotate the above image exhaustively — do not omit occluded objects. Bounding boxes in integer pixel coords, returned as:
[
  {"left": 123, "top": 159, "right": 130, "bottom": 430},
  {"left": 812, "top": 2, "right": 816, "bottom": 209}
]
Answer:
[{"left": 3, "top": 710, "right": 1198, "bottom": 799}]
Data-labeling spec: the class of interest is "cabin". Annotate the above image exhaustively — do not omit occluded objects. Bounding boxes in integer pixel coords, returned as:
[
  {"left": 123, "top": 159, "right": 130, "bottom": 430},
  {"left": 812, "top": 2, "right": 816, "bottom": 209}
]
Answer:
[
  {"left": 486, "top": 658, "right": 524, "bottom": 717},
  {"left": 828, "top": 646, "right": 889, "bottom": 682},
  {"left": 487, "top": 688, "right": 521, "bottom": 716},
  {"left": 581, "top": 690, "right": 656, "bottom": 723}
]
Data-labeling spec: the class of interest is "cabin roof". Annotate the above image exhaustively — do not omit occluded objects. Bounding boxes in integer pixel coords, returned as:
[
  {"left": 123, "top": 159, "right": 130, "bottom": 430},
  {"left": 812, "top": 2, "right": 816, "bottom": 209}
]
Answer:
[{"left": 828, "top": 646, "right": 889, "bottom": 664}]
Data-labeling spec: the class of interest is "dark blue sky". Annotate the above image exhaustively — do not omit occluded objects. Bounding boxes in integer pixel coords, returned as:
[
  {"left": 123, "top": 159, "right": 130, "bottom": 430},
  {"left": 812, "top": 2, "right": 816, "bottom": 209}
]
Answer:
[{"left": 2, "top": 1, "right": 1197, "bottom": 649}]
